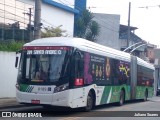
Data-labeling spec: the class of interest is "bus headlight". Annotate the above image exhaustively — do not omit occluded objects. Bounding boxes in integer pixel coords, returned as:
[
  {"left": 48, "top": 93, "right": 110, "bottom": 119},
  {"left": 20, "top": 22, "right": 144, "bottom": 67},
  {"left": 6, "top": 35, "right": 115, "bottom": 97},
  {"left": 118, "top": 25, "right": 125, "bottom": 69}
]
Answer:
[{"left": 54, "top": 83, "right": 69, "bottom": 93}]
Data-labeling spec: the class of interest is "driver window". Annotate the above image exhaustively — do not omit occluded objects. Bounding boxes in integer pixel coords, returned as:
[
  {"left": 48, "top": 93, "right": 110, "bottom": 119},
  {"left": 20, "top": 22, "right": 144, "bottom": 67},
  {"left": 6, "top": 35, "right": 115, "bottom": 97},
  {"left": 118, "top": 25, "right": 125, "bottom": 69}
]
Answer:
[{"left": 74, "top": 51, "right": 84, "bottom": 78}]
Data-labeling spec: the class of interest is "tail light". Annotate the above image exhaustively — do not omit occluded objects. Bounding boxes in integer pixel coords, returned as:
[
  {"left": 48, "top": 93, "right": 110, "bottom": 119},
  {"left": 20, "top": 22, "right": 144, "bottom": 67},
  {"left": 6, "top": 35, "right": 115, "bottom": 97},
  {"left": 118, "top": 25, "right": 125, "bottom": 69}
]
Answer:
[
  {"left": 75, "top": 78, "right": 84, "bottom": 86},
  {"left": 15, "top": 84, "right": 20, "bottom": 90}
]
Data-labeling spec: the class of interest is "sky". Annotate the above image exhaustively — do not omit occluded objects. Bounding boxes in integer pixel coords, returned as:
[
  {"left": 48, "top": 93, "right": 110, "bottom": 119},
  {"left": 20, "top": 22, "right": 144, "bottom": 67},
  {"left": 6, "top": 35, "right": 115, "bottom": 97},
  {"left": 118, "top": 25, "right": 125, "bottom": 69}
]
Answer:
[{"left": 87, "top": 0, "right": 160, "bottom": 47}]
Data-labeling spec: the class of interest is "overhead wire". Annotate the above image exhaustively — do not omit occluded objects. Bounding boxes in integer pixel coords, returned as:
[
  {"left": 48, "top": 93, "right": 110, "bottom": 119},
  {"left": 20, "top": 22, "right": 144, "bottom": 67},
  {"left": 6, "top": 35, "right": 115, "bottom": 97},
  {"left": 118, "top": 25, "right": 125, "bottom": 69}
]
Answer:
[
  {"left": 0, "top": 0, "right": 34, "bottom": 26},
  {"left": 0, "top": 8, "right": 30, "bottom": 21},
  {"left": 138, "top": 5, "right": 160, "bottom": 9},
  {"left": 0, "top": 2, "right": 32, "bottom": 12},
  {"left": 87, "top": 6, "right": 123, "bottom": 24},
  {"left": 56, "top": 0, "right": 119, "bottom": 33},
  {"left": 1, "top": 0, "right": 121, "bottom": 35}
]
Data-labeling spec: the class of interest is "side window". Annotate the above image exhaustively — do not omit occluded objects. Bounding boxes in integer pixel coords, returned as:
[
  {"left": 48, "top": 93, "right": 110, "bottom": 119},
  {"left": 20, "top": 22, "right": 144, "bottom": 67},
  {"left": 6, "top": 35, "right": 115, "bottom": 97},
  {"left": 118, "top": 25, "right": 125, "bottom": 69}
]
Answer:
[
  {"left": 74, "top": 50, "right": 84, "bottom": 78},
  {"left": 137, "top": 66, "right": 154, "bottom": 87},
  {"left": 118, "top": 61, "right": 130, "bottom": 85}
]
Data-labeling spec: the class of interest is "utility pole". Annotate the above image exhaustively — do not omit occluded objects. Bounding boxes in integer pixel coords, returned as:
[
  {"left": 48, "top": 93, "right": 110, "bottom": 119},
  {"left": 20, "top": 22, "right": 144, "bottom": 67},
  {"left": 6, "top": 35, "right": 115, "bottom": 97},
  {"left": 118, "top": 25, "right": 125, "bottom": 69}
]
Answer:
[
  {"left": 24, "top": 8, "right": 32, "bottom": 41},
  {"left": 127, "top": 2, "right": 131, "bottom": 48},
  {"left": 34, "top": 0, "right": 42, "bottom": 40},
  {"left": 29, "top": 8, "right": 32, "bottom": 41}
]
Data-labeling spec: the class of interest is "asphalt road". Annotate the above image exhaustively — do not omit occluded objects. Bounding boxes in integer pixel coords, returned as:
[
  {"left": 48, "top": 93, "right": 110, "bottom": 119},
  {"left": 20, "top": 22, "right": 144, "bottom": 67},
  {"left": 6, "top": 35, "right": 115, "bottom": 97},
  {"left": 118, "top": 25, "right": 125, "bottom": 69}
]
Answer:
[{"left": 1, "top": 96, "right": 160, "bottom": 120}]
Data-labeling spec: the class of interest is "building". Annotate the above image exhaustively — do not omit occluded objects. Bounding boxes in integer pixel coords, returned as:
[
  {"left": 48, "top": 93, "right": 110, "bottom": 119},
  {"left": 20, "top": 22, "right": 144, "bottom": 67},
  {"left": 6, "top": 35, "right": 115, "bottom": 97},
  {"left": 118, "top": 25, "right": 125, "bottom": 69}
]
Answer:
[
  {"left": 0, "top": 0, "right": 33, "bottom": 41},
  {"left": 119, "top": 25, "right": 146, "bottom": 57},
  {"left": 154, "top": 48, "right": 160, "bottom": 95},
  {"left": 119, "top": 25, "right": 143, "bottom": 51},
  {"left": 119, "top": 24, "right": 156, "bottom": 63},
  {"left": 146, "top": 43, "right": 157, "bottom": 63},
  {"left": 0, "top": 0, "right": 81, "bottom": 41},
  {"left": 17, "top": 0, "right": 79, "bottom": 37},
  {"left": 93, "top": 13, "right": 120, "bottom": 50}
]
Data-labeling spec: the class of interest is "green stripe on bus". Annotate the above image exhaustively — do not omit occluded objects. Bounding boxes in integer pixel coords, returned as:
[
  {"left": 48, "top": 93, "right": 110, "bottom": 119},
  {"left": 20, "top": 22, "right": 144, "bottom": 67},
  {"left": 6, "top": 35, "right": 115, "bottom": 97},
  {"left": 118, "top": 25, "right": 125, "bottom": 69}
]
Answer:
[
  {"left": 100, "top": 86, "right": 112, "bottom": 104},
  {"left": 20, "top": 84, "right": 29, "bottom": 92},
  {"left": 100, "top": 85, "right": 131, "bottom": 105},
  {"left": 136, "top": 86, "right": 154, "bottom": 99}
]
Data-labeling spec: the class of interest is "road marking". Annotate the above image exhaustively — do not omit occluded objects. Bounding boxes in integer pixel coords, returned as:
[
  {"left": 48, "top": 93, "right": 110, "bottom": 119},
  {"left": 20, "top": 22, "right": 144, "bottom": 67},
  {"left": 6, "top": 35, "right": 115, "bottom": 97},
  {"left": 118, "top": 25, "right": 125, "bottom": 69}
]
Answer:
[{"left": 59, "top": 117, "right": 81, "bottom": 120}]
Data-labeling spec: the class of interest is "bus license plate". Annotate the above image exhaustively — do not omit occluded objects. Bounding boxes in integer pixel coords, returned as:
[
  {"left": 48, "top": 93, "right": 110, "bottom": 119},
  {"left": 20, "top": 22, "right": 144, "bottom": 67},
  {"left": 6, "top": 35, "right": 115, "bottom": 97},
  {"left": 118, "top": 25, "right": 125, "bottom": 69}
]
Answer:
[{"left": 31, "top": 100, "right": 40, "bottom": 104}]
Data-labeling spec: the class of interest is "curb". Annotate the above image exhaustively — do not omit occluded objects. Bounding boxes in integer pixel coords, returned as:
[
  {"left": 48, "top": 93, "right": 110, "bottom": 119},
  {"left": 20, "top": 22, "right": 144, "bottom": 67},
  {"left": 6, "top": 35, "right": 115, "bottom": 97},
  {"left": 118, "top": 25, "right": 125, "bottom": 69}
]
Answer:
[
  {"left": 0, "top": 104, "right": 25, "bottom": 110},
  {"left": 0, "top": 98, "right": 25, "bottom": 110}
]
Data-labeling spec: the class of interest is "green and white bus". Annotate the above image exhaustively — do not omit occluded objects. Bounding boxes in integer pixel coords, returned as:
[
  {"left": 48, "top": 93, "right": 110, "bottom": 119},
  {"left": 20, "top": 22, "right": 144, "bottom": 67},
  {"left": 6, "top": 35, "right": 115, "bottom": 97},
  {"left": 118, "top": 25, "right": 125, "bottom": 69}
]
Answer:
[{"left": 15, "top": 37, "right": 154, "bottom": 111}]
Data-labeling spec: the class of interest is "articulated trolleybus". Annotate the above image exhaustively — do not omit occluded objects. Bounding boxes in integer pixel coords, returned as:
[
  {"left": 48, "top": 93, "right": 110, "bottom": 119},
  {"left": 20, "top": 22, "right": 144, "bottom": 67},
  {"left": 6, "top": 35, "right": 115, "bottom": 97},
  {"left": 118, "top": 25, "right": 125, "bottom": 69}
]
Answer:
[{"left": 15, "top": 37, "right": 154, "bottom": 111}]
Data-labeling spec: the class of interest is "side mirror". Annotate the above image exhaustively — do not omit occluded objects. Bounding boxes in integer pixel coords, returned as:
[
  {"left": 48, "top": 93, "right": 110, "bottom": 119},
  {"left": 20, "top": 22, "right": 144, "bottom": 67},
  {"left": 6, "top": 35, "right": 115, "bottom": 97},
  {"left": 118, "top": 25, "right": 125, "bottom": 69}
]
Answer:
[
  {"left": 15, "top": 56, "right": 19, "bottom": 68},
  {"left": 15, "top": 50, "right": 21, "bottom": 68}
]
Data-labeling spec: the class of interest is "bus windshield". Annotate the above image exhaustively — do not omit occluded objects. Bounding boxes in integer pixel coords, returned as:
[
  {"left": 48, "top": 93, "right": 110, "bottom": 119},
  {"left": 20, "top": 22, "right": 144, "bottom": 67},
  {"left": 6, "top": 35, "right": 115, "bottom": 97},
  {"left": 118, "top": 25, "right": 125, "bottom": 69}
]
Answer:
[{"left": 17, "top": 47, "right": 71, "bottom": 85}]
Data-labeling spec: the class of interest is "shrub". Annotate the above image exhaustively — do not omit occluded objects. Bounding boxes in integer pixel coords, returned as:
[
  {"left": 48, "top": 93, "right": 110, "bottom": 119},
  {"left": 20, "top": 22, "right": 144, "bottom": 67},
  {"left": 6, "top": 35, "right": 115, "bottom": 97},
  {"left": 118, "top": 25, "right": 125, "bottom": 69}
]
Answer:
[{"left": 0, "top": 41, "right": 24, "bottom": 52}]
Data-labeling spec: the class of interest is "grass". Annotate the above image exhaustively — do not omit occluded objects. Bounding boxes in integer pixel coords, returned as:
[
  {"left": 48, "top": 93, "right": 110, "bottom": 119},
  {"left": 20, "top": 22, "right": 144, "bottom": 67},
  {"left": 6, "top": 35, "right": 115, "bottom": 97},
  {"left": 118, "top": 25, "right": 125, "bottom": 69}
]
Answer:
[{"left": 0, "top": 41, "right": 24, "bottom": 52}]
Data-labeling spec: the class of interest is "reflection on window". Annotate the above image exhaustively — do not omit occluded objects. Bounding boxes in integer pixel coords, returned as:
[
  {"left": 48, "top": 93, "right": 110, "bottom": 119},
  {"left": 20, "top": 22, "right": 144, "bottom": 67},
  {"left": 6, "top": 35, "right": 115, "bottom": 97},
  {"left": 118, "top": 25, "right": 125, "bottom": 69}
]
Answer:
[
  {"left": 26, "top": 58, "right": 30, "bottom": 79},
  {"left": 23, "top": 51, "right": 67, "bottom": 83},
  {"left": 49, "top": 54, "right": 65, "bottom": 82}
]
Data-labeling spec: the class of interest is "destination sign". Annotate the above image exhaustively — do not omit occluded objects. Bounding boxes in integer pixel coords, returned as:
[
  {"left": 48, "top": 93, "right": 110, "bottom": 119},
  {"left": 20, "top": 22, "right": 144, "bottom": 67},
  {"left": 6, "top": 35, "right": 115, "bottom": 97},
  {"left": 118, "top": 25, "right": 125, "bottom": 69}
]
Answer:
[{"left": 27, "top": 50, "right": 62, "bottom": 55}]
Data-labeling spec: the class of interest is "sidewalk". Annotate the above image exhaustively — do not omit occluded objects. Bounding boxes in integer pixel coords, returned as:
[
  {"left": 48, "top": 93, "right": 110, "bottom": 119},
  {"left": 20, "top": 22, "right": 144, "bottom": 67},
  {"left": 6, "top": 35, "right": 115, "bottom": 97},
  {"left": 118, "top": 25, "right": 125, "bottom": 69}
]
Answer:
[
  {"left": 148, "top": 96, "right": 160, "bottom": 102},
  {"left": 0, "top": 97, "right": 23, "bottom": 109}
]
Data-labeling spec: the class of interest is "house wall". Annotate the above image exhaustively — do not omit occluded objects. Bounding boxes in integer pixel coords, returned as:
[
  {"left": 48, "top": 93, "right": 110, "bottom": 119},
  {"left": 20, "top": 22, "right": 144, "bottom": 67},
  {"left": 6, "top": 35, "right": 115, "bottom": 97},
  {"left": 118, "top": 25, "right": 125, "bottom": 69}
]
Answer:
[
  {"left": 18, "top": 0, "right": 75, "bottom": 37},
  {"left": 41, "top": 3, "right": 74, "bottom": 36},
  {"left": 0, "top": 52, "right": 18, "bottom": 98},
  {"left": 93, "top": 13, "right": 120, "bottom": 50},
  {"left": 120, "top": 39, "right": 128, "bottom": 49},
  {"left": 147, "top": 47, "right": 155, "bottom": 63}
]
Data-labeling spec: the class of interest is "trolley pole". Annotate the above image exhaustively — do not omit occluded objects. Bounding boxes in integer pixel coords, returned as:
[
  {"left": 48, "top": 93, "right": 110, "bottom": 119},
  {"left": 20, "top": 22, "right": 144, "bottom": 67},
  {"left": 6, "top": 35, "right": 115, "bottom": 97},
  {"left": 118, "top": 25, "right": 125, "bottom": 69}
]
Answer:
[{"left": 34, "top": 0, "right": 42, "bottom": 40}]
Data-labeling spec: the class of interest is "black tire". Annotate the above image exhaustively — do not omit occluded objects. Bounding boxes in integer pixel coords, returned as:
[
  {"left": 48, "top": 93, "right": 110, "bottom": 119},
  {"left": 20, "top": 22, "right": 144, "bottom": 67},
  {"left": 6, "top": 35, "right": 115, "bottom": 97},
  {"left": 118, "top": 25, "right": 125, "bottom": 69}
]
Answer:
[
  {"left": 84, "top": 92, "right": 94, "bottom": 111},
  {"left": 156, "top": 90, "right": 159, "bottom": 96},
  {"left": 119, "top": 90, "right": 125, "bottom": 106},
  {"left": 144, "top": 90, "right": 148, "bottom": 101},
  {"left": 156, "top": 91, "right": 159, "bottom": 96}
]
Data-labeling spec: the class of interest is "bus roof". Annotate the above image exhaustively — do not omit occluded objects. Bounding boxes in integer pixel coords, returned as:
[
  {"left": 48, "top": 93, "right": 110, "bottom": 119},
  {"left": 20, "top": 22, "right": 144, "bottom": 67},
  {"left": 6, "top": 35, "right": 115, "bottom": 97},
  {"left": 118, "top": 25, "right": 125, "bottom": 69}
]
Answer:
[
  {"left": 137, "top": 57, "right": 154, "bottom": 70},
  {"left": 24, "top": 37, "right": 154, "bottom": 69},
  {"left": 24, "top": 37, "right": 130, "bottom": 61}
]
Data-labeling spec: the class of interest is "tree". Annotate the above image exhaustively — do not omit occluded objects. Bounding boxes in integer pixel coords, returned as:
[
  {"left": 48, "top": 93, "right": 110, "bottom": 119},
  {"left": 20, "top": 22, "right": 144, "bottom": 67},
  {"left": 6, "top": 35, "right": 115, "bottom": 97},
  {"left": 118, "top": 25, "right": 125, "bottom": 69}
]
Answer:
[
  {"left": 74, "top": 10, "right": 100, "bottom": 42},
  {"left": 41, "top": 25, "right": 67, "bottom": 38}
]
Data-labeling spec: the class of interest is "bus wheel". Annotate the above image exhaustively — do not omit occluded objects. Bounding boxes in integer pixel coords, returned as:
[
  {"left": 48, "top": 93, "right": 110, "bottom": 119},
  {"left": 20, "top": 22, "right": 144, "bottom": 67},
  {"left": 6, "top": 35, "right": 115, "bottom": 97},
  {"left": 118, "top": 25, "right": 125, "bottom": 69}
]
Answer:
[
  {"left": 84, "top": 92, "right": 93, "bottom": 111},
  {"left": 119, "top": 90, "right": 124, "bottom": 106},
  {"left": 156, "top": 91, "right": 159, "bottom": 96},
  {"left": 144, "top": 90, "right": 148, "bottom": 101}
]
